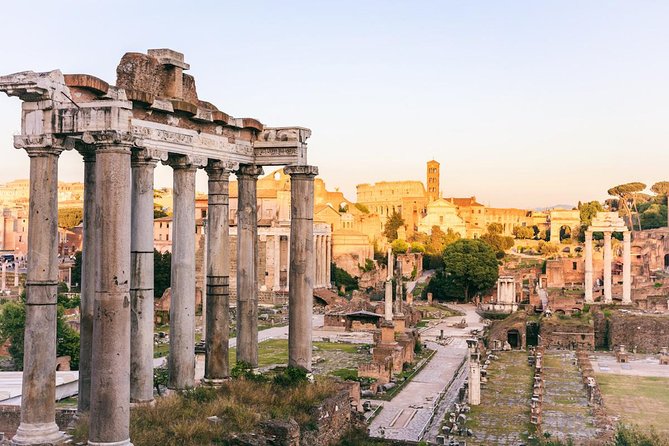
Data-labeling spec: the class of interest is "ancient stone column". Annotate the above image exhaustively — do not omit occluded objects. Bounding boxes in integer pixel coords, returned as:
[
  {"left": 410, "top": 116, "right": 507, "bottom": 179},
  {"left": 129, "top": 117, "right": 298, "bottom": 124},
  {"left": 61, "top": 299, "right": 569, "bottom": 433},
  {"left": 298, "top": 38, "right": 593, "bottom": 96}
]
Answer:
[
  {"left": 89, "top": 135, "right": 133, "bottom": 446},
  {"left": 584, "top": 230, "right": 593, "bottom": 303},
  {"left": 77, "top": 149, "right": 96, "bottom": 414},
  {"left": 236, "top": 165, "right": 263, "bottom": 368},
  {"left": 167, "top": 155, "right": 197, "bottom": 389},
  {"left": 14, "top": 263, "right": 19, "bottom": 287},
  {"left": 314, "top": 236, "right": 320, "bottom": 288},
  {"left": 273, "top": 235, "right": 281, "bottom": 291},
  {"left": 203, "top": 161, "right": 232, "bottom": 384},
  {"left": 326, "top": 235, "right": 332, "bottom": 286},
  {"left": 622, "top": 230, "right": 632, "bottom": 304},
  {"left": 603, "top": 231, "right": 612, "bottom": 303},
  {"left": 385, "top": 249, "right": 393, "bottom": 322},
  {"left": 12, "top": 145, "right": 66, "bottom": 446},
  {"left": 130, "top": 149, "right": 159, "bottom": 403},
  {"left": 285, "top": 165, "right": 318, "bottom": 371}
]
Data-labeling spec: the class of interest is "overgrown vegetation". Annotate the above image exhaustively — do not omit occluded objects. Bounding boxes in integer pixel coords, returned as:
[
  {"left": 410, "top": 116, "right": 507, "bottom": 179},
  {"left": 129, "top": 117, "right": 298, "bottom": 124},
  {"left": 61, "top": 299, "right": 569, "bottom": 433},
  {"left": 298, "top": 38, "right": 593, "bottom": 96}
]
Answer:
[
  {"left": 73, "top": 373, "right": 342, "bottom": 446},
  {"left": 331, "top": 263, "right": 358, "bottom": 293}
]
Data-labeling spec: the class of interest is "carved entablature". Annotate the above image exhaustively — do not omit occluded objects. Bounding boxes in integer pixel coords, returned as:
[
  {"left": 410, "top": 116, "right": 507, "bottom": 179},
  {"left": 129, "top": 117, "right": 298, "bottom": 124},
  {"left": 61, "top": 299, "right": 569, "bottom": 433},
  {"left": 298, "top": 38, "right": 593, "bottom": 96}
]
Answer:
[
  {"left": 257, "top": 127, "right": 311, "bottom": 144},
  {"left": 0, "top": 70, "right": 70, "bottom": 102},
  {"left": 0, "top": 50, "right": 311, "bottom": 168}
]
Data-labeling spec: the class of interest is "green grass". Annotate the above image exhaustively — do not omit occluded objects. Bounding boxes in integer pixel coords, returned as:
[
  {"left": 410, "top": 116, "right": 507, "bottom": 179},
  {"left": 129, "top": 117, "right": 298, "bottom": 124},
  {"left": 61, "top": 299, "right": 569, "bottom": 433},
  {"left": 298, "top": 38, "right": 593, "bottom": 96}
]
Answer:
[
  {"left": 597, "top": 374, "right": 669, "bottom": 434},
  {"left": 227, "top": 339, "right": 364, "bottom": 369}
]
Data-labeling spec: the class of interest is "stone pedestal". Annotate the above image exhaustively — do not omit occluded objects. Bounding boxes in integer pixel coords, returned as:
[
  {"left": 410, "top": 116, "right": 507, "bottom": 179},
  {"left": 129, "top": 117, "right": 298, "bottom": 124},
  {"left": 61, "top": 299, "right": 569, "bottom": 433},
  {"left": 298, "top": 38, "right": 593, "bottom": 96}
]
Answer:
[
  {"left": 584, "top": 230, "right": 593, "bottom": 303},
  {"left": 88, "top": 139, "right": 133, "bottom": 446},
  {"left": 236, "top": 165, "right": 263, "bottom": 367},
  {"left": 603, "top": 231, "right": 612, "bottom": 303},
  {"left": 167, "top": 156, "right": 197, "bottom": 389},
  {"left": 203, "top": 162, "right": 232, "bottom": 383},
  {"left": 12, "top": 146, "right": 66, "bottom": 446},
  {"left": 130, "top": 150, "right": 159, "bottom": 403},
  {"left": 622, "top": 231, "right": 631, "bottom": 304},
  {"left": 285, "top": 165, "right": 318, "bottom": 371}
]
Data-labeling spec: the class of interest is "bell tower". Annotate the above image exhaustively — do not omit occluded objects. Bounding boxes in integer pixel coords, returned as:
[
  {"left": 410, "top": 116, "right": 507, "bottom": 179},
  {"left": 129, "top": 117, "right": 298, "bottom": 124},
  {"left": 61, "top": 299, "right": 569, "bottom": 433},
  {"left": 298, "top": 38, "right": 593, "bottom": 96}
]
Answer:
[{"left": 426, "top": 159, "right": 440, "bottom": 202}]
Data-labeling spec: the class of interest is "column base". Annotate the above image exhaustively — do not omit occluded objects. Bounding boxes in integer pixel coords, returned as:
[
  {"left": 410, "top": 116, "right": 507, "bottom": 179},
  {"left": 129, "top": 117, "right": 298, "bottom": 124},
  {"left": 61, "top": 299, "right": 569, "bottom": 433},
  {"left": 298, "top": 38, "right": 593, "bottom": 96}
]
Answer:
[
  {"left": 129, "top": 398, "right": 155, "bottom": 408},
  {"left": 88, "top": 440, "right": 133, "bottom": 446},
  {"left": 11, "top": 422, "right": 67, "bottom": 445},
  {"left": 201, "top": 377, "right": 230, "bottom": 387}
]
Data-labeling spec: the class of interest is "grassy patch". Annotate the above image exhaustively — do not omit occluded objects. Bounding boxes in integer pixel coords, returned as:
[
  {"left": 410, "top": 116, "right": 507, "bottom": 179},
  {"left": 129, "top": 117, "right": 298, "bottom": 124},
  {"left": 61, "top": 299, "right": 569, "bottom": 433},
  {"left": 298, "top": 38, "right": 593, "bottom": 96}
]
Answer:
[
  {"left": 597, "top": 374, "right": 669, "bottom": 435},
  {"left": 72, "top": 378, "right": 341, "bottom": 446}
]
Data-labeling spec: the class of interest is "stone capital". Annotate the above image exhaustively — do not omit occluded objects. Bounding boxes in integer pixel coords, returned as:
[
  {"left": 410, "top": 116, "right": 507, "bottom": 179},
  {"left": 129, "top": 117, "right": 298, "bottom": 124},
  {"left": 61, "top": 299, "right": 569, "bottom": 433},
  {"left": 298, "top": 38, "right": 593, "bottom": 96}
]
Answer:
[
  {"left": 163, "top": 153, "right": 207, "bottom": 170},
  {"left": 132, "top": 147, "right": 167, "bottom": 167},
  {"left": 206, "top": 159, "right": 238, "bottom": 176},
  {"left": 82, "top": 131, "right": 135, "bottom": 152},
  {"left": 14, "top": 134, "right": 71, "bottom": 156},
  {"left": 236, "top": 164, "right": 264, "bottom": 178},
  {"left": 284, "top": 164, "right": 318, "bottom": 178}
]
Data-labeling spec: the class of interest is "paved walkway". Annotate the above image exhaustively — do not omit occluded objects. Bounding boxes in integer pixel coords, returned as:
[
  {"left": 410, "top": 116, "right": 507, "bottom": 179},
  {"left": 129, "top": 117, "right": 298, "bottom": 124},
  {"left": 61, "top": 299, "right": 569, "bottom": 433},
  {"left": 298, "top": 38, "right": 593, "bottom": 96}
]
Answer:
[
  {"left": 368, "top": 304, "right": 483, "bottom": 442},
  {"left": 154, "top": 314, "right": 325, "bottom": 368}
]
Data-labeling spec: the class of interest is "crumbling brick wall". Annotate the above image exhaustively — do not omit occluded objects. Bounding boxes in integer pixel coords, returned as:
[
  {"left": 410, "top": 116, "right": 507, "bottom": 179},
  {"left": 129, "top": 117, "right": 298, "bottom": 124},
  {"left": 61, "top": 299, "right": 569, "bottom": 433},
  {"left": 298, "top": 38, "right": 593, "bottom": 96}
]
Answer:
[{"left": 608, "top": 313, "right": 669, "bottom": 353}]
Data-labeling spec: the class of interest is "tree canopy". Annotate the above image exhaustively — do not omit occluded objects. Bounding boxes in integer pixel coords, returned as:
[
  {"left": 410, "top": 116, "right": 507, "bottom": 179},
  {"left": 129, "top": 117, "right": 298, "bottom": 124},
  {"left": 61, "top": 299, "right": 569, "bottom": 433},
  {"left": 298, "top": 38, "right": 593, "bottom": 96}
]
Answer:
[
  {"left": 608, "top": 182, "right": 646, "bottom": 231},
  {"left": 442, "top": 239, "right": 499, "bottom": 301},
  {"left": 578, "top": 200, "right": 604, "bottom": 226},
  {"left": 58, "top": 208, "right": 83, "bottom": 229},
  {"left": 0, "top": 296, "right": 80, "bottom": 370},
  {"left": 154, "top": 249, "right": 172, "bottom": 298},
  {"left": 512, "top": 225, "right": 534, "bottom": 239},
  {"left": 383, "top": 210, "right": 405, "bottom": 241},
  {"left": 390, "top": 239, "right": 409, "bottom": 254}
]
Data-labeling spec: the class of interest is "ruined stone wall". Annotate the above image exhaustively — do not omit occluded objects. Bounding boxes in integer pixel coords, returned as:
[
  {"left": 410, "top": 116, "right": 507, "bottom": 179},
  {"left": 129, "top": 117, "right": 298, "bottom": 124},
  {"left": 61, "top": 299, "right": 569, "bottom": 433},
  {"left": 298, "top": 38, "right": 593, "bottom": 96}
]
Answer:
[
  {"left": 608, "top": 313, "right": 669, "bottom": 353},
  {"left": 300, "top": 389, "right": 352, "bottom": 446},
  {"left": 540, "top": 318, "right": 594, "bottom": 350}
]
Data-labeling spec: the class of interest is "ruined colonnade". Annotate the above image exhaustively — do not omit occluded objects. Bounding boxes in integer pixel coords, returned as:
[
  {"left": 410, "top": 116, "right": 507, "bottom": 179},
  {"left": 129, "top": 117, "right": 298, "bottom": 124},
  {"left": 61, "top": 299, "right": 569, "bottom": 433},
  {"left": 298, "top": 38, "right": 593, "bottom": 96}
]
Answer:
[
  {"left": 1, "top": 49, "right": 318, "bottom": 446},
  {"left": 584, "top": 212, "right": 631, "bottom": 305}
]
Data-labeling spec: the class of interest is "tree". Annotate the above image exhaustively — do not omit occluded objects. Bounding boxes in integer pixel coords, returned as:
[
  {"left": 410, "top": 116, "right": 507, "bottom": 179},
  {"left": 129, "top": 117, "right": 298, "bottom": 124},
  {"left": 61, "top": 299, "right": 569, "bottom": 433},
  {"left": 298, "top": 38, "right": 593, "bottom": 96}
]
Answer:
[
  {"left": 578, "top": 201, "right": 604, "bottom": 226},
  {"left": 480, "top": 232, "right": 514, "bottom": 258},
  {"left": 651, "top": 181, "right": 669, "bottom": 227},
  {"left": 391, "top": 239, "right": 409, "bottom": 254},
  {"left": 512, "top": 225, "right": 534, "bottom": 239},
  {"left": 608, "top": 182, "right": 646, "bottom": 231},
  {"left": 58, "top": 208, "right": 83, "bottom": 229},
  {"left": 0, "top": 297, "right": 80, "bottom": 370},
  {"left": 538, "top": 241, "right": 560, "bottom": 257},
  {"left": 354, "top": 203, "right": 370, "bottom": 214},
  {"left": 154, "top": 249, "right": 171, "bottom": 298},
  {"left": 410, "top": 242, "right": 426, "bottom": 253},
  {"left": 331, "top": 264, "right": 358, "bottom": 293},
  {"left": 442, "top": 239, "right": 499, "bottom": 301},
  {"left": 487, "top": 222, "right": 504, "bottom": 235},
  {"left": 383, "top": 211, "right": 405, "bottom": 241},
  {"left": 71, "top": 251, "right": 82, "bottom": 291}
]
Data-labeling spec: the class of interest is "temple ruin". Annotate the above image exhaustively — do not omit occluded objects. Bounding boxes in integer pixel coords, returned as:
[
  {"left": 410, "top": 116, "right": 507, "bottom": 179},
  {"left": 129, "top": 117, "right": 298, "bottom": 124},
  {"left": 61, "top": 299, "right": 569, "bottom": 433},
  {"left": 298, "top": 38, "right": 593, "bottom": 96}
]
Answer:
[{"left": 0, "top": 49, "right": 317, "bottom": 446}]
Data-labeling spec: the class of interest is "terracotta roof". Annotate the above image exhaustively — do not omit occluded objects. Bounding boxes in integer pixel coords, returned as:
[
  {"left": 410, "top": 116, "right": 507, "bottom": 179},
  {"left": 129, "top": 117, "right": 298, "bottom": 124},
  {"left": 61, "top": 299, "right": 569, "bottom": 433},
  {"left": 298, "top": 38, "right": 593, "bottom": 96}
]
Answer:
[{"left": 444, "top": 197, "right": 484, "bottom": 207}]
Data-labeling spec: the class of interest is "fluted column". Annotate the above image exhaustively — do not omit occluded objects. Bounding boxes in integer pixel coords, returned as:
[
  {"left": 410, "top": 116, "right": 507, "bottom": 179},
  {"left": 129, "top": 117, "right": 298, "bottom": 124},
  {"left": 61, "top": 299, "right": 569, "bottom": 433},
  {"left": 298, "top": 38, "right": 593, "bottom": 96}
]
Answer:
[
  {"left": 130, "top": 149, "right": 160, "bottom": 403},
  {"left": 89, "top": 135, "right": 133, "bottom": 446},
  {"left": 166, "top": 155, "right": 198, "bottom": 389},
  {"left": 622, "top": 230, "right": 632, "bottom": 304},
  {"left": 326, "top": 235, "right": 332, "bottom": 287},
  {"left": 203, "top": 161, "right": 232, "bottom": 384},
  {"left": 236, "top": 165, "right": 263, "bottom": 367},
  {"left": 12, "top": 144, "right": 66, "bottom": 446},
  {"left": 584, "top": 230, "right": 593, "bottom": 303},
  {"left": 285, "top": 165, "right": 318, "bottom": 371},
  {"left": 77, "top": 148, "right": 96, "bottom": 414},
  {"left": 273, "top": 235, "right": 281, "bottom": 291},
  {"left": 385, "top": 248, "right": 393, "bottom": 321},
  {"left": 316, "top": 236, "right": 323, "bottom": 287},
  {"left": 603, "top": 231, "right": 612, "bottom": 303}
]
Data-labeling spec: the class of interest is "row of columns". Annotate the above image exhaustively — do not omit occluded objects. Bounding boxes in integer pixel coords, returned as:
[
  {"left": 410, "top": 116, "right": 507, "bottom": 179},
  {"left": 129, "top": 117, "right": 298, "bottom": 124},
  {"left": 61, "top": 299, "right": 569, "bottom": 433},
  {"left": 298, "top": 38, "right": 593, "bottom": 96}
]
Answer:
[
  {"left": 584, "top": 230, "right": 631, "bottom": 304},
  {"left": 13, "top": 135, "right": 318, "bottom": 445}
]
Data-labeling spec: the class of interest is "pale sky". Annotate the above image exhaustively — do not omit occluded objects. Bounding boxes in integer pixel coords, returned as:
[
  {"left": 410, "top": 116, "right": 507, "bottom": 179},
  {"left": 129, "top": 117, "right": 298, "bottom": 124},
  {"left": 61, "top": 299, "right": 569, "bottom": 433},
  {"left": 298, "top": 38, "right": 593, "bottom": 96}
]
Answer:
[{"left": 0, "top": 1, "right": 667, "bottom": 209}]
